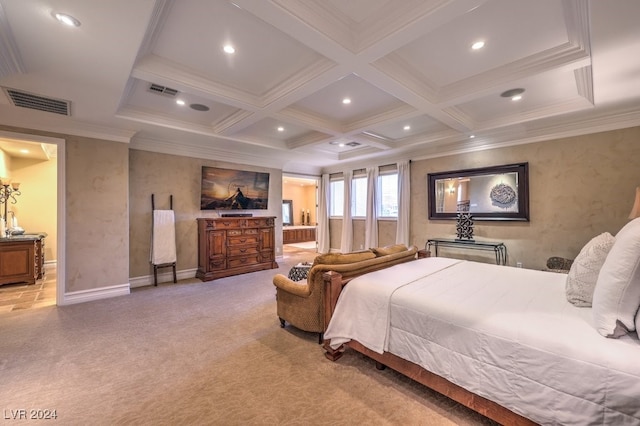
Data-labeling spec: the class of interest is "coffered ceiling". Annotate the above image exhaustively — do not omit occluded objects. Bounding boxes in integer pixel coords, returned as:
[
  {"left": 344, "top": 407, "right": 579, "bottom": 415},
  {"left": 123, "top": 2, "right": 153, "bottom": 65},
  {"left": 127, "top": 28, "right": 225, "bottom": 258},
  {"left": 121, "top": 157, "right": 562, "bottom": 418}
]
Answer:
[{"left": 0, "top": 0, "right": 639, "bottom": 174}]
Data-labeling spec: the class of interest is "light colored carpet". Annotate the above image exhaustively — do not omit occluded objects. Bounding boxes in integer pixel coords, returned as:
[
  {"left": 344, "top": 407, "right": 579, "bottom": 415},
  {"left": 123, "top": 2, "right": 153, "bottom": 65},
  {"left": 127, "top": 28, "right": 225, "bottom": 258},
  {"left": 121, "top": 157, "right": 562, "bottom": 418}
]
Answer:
[{"left": 0, "top": 248, "right": 497, "bottom": 425}]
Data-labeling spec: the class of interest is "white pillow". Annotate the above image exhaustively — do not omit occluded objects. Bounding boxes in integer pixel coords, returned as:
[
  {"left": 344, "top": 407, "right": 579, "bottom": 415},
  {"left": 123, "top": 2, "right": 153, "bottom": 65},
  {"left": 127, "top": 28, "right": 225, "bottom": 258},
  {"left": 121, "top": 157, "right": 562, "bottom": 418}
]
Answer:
[
  {"left": 566, "top": 232, "right": 615, "bottom": 307},
  {"left": 592, "top": 218, "right": 640, "bottom": 337}
]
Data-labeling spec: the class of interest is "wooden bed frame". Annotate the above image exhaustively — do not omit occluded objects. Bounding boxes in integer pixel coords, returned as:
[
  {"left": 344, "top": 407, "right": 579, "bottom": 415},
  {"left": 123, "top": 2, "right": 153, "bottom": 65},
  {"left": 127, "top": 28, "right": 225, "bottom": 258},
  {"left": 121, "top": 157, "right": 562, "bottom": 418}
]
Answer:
[{"left": 320, "top": 252, "right": 537, "bottom": 426}]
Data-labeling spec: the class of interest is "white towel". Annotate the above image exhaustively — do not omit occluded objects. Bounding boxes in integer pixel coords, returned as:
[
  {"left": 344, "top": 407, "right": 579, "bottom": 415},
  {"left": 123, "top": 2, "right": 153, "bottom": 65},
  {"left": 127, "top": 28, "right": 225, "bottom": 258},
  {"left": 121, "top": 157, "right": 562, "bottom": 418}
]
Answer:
[{"left": 151, "top": 210, "right": 177, "bottom": 265}]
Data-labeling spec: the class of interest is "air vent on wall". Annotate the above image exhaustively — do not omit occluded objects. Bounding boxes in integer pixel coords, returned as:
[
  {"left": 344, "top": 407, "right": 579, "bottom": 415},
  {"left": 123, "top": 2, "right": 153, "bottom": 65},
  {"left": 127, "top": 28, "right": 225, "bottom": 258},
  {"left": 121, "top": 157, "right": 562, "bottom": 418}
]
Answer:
[
  {"left": 4, "top": 88, "right": 70, "bottom": 115},
  {"left": 148, "top": 83, "right": 178, "bottom": 97}
]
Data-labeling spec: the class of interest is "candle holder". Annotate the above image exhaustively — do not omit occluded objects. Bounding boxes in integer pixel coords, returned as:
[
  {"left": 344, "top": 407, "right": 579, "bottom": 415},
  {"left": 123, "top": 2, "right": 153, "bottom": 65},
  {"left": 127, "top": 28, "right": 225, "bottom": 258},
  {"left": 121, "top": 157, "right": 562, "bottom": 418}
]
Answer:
[{"left": 0, "top": 179, "right": 21, "bottom": 237}]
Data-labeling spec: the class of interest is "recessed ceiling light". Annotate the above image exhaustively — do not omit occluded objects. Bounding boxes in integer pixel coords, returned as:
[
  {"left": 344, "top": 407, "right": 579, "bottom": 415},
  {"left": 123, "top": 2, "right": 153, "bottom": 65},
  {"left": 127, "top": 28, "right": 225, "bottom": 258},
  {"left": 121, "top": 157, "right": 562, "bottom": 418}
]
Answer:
[
  {"left": 223, "top": 45, "right": 235, "bottom": 54},
  {"left": 176, "top": 99, "right": 185, "bottom": 106},
  {"left": 54, "top": 13, "right": 81, "bottom": 27},
  {"left": 338, "top": 143, "right": 345, "bottom": 147},
  {"left": 342, "top": 98, "right": 351, "bottom": 105},
  {"left": 511, "top": 95, "right": 522, "bottom": 101},
  {"left": 277, "top": 126, "right": 284, "bottom": 132},
  {"left": 20, "top": 149, "right": 29, "bottom": 154},
  {"left": 469, "top": 135, "right": 475, "bottom": 139},
  {"left": 403, "top": 125, "right": 411, "bottom": 131},
  {"left": 471, "top": 40, "right": 485, "bottom": 50}
]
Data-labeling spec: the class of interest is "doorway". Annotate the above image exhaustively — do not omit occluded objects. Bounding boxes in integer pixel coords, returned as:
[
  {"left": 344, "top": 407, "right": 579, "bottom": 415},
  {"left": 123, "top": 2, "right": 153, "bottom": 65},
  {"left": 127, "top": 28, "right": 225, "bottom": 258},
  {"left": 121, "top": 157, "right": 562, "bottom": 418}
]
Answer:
[
  {"left": 0, "top": 131, "right": 64, "bottom": 311},
  {"left": 282, "top": 174, "right": 319, "bottom": 254}
]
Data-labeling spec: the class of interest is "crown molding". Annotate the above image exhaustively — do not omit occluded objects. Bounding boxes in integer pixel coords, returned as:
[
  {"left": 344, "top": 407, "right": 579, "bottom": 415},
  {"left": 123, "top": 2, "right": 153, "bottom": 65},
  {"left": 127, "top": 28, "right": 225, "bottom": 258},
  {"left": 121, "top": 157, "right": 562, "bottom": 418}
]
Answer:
[
  {"left": 0, "top": 105, "right": 134, "bottom": 143},
  {"left": 116, "top": 106, "right": 288, "bottom": 151},
  {"left": 130, "top": 135, "right": 287, "bottom": 169}
]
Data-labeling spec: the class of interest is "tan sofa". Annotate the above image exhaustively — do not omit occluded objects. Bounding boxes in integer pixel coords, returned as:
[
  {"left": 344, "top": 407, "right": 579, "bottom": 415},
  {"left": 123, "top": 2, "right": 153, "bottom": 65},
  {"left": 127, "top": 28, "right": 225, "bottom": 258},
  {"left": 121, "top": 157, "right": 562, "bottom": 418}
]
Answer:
[{"left": 273, "top": 244, "right": 419, "bottom": 342}]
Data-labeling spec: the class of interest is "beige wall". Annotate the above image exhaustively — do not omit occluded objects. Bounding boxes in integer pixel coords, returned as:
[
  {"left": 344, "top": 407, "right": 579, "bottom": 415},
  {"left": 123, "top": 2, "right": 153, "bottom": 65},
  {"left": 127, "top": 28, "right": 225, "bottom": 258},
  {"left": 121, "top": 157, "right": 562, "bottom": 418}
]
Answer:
[
  {"left": 411, "top": 126, "right": 640, "bottom": 269},
  {"left": 283, "top": 182, "right": 316, "bottom": 225},
  {"left": 128, "top": 149, "right": 283, "bottom": 278},
  {"left": 65, "top": 136, "right": 129, "bottom": 292},
  {"left": 10, "top": 156, "right": 57, "bottom": 261}
]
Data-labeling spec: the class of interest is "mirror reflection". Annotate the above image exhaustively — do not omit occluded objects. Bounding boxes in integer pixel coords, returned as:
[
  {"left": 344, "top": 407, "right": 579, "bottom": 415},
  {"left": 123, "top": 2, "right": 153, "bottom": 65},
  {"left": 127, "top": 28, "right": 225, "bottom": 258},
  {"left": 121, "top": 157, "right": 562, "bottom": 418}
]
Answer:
[
  {"left": 428, "top": 163, "right": 529, "bottom": 221},
  {"left": 282, "top": 200, "right": 293, "bottom": 226},
  {"left": 435, "top": 172, "right": 519, "bottom": 214}
]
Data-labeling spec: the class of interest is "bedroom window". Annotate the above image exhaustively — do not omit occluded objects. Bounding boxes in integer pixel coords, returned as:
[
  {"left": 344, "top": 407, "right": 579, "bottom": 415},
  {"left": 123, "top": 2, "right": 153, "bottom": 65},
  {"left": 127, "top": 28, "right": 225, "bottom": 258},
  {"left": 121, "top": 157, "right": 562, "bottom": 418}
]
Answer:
[
  {"left": 351, "top": 175, "right": 367, "bottom": 217},
  {"left": 329, "top": 179, "right": 344, "bottom": 217},
  {"left": 378, "top": 172, "right": 398, "bottom": 218}
]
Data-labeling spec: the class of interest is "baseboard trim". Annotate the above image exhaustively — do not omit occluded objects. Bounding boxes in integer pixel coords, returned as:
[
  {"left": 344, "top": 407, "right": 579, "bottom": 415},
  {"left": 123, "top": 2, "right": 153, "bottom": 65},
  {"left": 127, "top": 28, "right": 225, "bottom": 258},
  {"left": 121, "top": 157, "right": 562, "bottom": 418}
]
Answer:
[
  {"left": 129, "top": 268, "right": 198, "bottom": 288},
  {"left": 63, "top": 283, "right": 130, "bottom": 305}
]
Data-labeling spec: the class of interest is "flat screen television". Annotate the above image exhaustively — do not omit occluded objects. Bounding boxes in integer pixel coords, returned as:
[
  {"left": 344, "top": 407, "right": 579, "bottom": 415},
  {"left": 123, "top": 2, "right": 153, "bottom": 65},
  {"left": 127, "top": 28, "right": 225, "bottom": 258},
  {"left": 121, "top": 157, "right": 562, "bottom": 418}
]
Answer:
[{"left": 200, "top": 166, "right": 270, "bottom": 210}]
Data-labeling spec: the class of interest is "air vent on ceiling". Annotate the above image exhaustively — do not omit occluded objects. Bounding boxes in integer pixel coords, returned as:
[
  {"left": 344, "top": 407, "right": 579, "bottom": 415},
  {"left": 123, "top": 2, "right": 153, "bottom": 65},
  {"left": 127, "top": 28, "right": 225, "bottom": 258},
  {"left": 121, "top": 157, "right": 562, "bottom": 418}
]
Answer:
[
  {"left": 149, "top": 83, "right": 178, "bottom": 97},
  {"left": 4, "top": 88, "right": 70, "bottom": 115},
  {"left": 346, "top": 141, "right": 360, "bottom": 147}
]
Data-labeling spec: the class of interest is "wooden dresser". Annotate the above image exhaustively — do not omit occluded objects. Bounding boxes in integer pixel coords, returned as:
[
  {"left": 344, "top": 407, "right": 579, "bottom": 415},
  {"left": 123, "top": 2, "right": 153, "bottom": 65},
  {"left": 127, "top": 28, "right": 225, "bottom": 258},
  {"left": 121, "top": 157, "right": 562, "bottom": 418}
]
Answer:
[{"left": 196, "top": 216, "right": 278, "bottom": 281}]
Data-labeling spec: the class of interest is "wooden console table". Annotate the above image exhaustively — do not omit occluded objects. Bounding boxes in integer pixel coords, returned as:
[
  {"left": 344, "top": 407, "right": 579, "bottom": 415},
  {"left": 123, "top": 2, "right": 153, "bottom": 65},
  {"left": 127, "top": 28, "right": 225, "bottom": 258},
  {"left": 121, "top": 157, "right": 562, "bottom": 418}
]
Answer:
[
  {"left": 0, "top": 233, "right": 47, "bottom": 285},
  {"left": 426, "top": 238, "right": 507, "bottom": 265}
]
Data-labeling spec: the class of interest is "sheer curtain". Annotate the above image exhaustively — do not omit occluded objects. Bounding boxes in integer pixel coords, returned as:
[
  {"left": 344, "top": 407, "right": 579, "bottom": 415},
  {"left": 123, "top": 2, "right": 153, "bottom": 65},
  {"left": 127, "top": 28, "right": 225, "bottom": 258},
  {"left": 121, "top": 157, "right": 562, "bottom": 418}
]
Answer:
[
  {"left": 317, "top": 174, "right": 330, "bottom": 253},
  {"left": 340, "top": 170, "right": 353, "bottom": 253},
  {"left": 364, "top": 166, "right": 379, "bottom": 249},
  {"left": 396, "top": 160, "right": 410, "bottom": 246}
]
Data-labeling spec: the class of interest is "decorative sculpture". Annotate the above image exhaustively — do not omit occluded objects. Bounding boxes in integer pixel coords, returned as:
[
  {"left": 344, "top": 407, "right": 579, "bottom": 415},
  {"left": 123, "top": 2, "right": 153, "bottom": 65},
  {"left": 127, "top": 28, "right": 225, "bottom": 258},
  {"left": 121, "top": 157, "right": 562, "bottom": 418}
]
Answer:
[{"left": 455, "top": 212, "right": 474, "bottom": 241}]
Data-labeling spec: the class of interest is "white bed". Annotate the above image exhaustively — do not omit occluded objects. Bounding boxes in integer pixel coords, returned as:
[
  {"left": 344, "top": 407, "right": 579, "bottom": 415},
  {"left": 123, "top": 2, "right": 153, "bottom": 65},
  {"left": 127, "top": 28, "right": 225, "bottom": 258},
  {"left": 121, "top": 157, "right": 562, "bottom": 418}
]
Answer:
[{"left": 324, "top": 257, "right": 640, "bottom": 425}]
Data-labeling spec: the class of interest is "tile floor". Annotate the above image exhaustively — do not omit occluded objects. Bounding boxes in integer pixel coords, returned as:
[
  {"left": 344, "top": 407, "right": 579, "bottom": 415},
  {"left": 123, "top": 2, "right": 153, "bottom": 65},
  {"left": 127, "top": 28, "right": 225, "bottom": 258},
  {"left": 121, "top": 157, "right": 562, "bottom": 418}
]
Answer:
[{"left": 0, "top": 266, "right": 56, "bottom": 313}]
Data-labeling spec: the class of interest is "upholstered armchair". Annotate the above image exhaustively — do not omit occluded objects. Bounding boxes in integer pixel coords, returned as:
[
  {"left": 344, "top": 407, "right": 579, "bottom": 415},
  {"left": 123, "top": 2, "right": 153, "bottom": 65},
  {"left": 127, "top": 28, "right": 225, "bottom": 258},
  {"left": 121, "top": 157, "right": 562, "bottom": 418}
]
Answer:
[{"left": 273, "top": 245, "right": 418, "bottom": 343}]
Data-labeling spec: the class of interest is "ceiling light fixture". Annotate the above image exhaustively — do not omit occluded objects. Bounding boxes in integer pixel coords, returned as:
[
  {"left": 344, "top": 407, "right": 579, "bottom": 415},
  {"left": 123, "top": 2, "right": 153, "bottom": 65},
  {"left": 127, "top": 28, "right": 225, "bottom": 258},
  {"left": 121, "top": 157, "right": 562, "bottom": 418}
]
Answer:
[
  {"left": 176, "top": 99, "right": 185, "bottom": 106},
  {"left": 342, "top": 98, "right": 351, "bottom": 105},
  {"left": 469, "top": 135, "right": 475, "bottom": 139},
  {"left": 500, "top": 88, "right": 525, "bottom": 100},
  {"left": 54, "top": 13, "right": 81, "bottom": 27},
  {"left": 338, "top": 143, "right": 345, "bottom": 147},
  {"left": 20, "top": 149, "right": 29, "bottom": 154},
  {"left": 404, "top": 125, "right": 411, "bottom": 131},
  {"left": 223, "top": 45, "right": 235, "bottom": 54},
  {"left": 471, "top": 40, "right": 485, "bottom": 50},
  {"left": 277, "top": 126, "right": 284, "bottom": 132}
]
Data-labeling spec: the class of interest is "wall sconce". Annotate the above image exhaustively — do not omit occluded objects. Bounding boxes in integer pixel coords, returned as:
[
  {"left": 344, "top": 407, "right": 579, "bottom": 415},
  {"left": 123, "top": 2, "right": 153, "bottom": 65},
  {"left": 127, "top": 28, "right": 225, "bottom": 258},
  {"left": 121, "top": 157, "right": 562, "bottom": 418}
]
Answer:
[
  {"left": 448, "top": 186, "right": 455, "bottom": 194},
  {"left": 629, "top": 186, "right": 640, "bottom": 220}
]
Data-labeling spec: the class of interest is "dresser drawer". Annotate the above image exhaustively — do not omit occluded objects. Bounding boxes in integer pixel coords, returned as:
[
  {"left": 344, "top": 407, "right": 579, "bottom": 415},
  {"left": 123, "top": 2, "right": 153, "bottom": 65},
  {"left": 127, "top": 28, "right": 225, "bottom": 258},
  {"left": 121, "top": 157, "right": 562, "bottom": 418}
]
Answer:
[
  {"left": 228, "top": 255, "right": 260, "bottom": 268},
  {"left": 228, "top": 246, "right": 259, "bottom": 257},
  {"left": 227, "top": 235, "right": 259, "bottom": 246},
  {"left": 209, "top": 219, "right": 243, "bottom": 230}
]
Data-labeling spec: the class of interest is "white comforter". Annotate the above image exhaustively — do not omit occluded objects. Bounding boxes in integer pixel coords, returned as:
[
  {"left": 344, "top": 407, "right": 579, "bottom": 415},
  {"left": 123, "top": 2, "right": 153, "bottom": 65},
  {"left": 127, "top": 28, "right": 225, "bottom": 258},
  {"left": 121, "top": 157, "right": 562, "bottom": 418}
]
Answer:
[{"left": 324, "top": 258, "right": 640, "bottom": 425}]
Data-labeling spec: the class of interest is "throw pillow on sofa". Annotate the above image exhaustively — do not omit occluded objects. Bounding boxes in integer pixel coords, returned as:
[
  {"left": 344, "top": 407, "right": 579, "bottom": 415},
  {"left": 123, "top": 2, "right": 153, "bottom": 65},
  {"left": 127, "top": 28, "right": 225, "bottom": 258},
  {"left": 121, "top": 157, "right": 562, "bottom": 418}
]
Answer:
[{"left": 566, "top": 232, "right": 615, "bottom": 307}]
